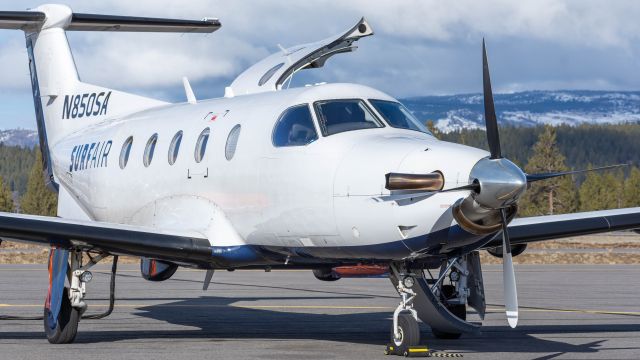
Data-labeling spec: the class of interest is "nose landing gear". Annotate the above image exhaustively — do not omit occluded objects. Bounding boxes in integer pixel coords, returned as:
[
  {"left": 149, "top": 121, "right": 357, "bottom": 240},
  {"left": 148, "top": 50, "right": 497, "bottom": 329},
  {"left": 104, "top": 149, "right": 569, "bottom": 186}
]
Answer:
[{"left": 389, "top": 263, "right": 420, "bottom": 353}]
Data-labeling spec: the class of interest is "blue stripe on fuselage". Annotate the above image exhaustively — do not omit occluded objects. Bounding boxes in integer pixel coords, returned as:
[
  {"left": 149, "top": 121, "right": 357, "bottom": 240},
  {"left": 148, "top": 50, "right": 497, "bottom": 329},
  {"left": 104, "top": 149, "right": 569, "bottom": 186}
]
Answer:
[{"left": 209, "top": 225, "right": 496, "bottom": 266}]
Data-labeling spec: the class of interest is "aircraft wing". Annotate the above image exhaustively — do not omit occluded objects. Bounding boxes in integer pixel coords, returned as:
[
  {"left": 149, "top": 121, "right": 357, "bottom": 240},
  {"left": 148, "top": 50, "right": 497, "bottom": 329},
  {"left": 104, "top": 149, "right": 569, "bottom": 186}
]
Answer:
[
  {"left": 0, "top": 212, "right": 214, "bottom": 266},
  {"left": 482, "top": 207, "right": 640, "bottom": 248}
]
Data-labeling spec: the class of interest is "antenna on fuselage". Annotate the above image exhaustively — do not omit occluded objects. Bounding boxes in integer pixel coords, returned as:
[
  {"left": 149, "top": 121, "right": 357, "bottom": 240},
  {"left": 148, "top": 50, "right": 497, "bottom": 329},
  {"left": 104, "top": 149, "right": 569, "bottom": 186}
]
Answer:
[{"left": 183, "top": 77, "right": 197, "bottom": 104}]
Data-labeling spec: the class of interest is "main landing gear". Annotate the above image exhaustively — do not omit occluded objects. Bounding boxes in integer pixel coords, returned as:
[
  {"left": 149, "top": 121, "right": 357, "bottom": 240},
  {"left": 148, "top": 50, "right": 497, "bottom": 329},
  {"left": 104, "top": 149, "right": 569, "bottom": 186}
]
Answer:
[{"left": 44, "top": 249, "right": 118, "bottom": 344}]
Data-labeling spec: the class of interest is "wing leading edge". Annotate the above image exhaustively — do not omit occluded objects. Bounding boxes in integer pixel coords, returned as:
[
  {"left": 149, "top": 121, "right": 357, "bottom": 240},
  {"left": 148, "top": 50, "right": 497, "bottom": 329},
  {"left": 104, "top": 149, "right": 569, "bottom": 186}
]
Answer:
[
  {"left": 0, "top": 212, "right": 213, "bottom": 266},
  {"left": 482, "top": 207, "right": 640, "bottom": 249}
]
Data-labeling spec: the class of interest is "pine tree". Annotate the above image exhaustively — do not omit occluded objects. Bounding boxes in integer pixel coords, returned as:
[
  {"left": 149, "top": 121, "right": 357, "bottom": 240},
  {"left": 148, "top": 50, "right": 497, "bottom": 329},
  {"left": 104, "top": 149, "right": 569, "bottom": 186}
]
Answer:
[
  {"left": 0, "top": 176, "right": 14, "bottom": 212},
  {"left": 579, "top": 170, "right": 601, "bottom": 211},
  {"left": 20, "top": 150, "right": 57, "bottom": 216},
  {"left": 624, "top": 167, "right": 640, "bottom": 207},
  {"left": 578, "top": 169, "right": 623, "bottom": 211},
  {"left": 520, "top": 125, "right": 577, "bottom": 216}
]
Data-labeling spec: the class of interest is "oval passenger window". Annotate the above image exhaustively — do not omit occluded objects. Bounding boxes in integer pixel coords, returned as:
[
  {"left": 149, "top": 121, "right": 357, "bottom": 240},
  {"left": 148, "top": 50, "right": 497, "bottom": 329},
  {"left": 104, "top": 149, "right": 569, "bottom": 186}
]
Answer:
[
  {"left": 168, "top": 131, "right": 183, "bottom": 165},
  {"left": 143, "top": 133, "right": 158, "bottom": 167},
  {"left": 119, "top": 136, "right": 133, "bottom": 169},
  {"left": 194, "top": 128, "right": 210, "bottom": 163},
  {"left": 225, "top": 125, "right": 241, "bottom": 161}
]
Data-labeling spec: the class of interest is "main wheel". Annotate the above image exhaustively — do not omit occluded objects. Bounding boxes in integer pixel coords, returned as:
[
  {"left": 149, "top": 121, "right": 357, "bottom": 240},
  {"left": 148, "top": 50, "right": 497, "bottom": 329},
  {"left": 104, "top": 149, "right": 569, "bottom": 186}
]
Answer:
[
  {"left": 390, "top": 313, "right": 420, "bottom": 354},
  {"left": 432, "top": 285, "right": 465, "bottom": 339},
  {"left": 44, "top": 287, "right": 80, "bottom": 344}
]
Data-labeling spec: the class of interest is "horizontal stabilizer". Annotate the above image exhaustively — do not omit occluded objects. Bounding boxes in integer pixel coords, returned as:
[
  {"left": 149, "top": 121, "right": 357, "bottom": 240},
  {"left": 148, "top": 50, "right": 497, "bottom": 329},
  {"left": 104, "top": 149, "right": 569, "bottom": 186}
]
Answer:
[
  {"left": 68, "top": 13, "right": 220, "bottom": 33},
  {"left": 0, "top": 11, "right": 45, "bottom": 29},
  {"left": 0, "top": 10, "right": 220, "bottom": 33}
]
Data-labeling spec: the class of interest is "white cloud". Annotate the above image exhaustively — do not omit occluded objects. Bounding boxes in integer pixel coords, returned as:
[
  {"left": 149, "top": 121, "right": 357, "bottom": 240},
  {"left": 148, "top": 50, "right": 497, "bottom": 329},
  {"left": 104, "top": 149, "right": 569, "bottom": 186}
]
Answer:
[{"left": 0, "top": 0, "right": 640, "bottom": 98}]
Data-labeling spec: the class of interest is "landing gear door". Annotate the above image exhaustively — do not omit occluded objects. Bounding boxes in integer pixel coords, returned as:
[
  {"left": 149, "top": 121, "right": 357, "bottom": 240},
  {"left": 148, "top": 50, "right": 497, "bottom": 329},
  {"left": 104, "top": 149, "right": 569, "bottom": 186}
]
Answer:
[{"left": 229, "top": 18, "right": 373, "bottom": 96}]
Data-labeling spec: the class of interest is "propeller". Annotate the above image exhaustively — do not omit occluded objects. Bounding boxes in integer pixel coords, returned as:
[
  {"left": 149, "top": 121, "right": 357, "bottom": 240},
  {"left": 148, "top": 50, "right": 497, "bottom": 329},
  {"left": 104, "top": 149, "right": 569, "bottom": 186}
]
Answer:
[
  {"left": 383, "top": 39, "right": 628, "bottom": 329},
  {"left": 482, "top": 38, "right": 519, "bottom": 328},
  {"left": 526, "top": 163, "right": 628, "bottom": 183}
]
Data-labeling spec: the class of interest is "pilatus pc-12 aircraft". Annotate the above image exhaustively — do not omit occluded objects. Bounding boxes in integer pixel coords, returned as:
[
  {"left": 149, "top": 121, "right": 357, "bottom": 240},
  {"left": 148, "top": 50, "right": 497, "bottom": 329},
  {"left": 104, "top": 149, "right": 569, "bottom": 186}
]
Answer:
[{"left": 0, "top": 4, "right": 639, "bottom": 349}]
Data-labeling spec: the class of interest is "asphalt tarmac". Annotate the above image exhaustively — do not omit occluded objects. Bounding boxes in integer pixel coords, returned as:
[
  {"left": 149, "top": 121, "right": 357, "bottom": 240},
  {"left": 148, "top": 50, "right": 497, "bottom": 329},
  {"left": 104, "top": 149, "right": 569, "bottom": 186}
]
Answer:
[{"left": 1, "top": 264, "right": 639, "bottom": 359}]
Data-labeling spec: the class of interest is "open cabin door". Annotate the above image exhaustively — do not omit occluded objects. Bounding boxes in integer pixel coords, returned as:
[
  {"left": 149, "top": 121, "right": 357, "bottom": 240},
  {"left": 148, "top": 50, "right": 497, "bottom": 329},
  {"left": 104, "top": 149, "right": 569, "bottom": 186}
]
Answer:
[{"left": 228, "top": 18, "right": 373, "bottom": 96}]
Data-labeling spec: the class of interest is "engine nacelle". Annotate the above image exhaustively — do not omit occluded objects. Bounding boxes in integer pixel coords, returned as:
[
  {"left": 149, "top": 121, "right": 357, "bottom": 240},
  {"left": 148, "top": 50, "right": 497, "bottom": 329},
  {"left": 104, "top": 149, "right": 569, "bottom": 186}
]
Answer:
[
  {"left": 140, "top": 258, "right": 178, "bottom": 281},
  {"left": 486, "top": 243, "right": 528, "bottom": 258}
]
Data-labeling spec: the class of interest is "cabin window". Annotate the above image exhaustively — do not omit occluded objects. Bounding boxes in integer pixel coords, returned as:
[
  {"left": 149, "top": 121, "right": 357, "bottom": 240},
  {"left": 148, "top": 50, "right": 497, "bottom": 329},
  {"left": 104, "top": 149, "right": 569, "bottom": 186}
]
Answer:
[
  {"left": 168, "top": 131, "right": 183, "bottom": 165},
  {"left": 259, "top": 62, "right": 285, "bottom": 86},
  {"left": 369, "top": 99, "right": 432, "bottom": 135},
  {"left": 119, "top": 136, "right": 133, "bottom": 169},
  {"left": 143, "top": 133, "right": 158, "bottom": 167},
  {"left": 194, "top": 127, "right": 210, "bottom": 163},
  {"left": 225, "top": 124, "right": 241, "bottom": 161},
  {"left": 272, "top": 104, "right": 318, "bottom": 147},
  {"left": 314, "top": 99, "right": 382, "bottom": 136}
]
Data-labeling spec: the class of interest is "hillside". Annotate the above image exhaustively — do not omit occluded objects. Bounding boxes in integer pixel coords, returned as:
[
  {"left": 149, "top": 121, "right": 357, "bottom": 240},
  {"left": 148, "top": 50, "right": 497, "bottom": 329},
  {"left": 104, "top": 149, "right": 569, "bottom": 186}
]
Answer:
[
  {"left": 0, "top": 129, "right": 38, "bottom": 148},
  {"left": 439, "top": 124, "right": 640, "bottom": 173},
  {"left": 404, "top": 90, "right": 640, "bottom": 132}
]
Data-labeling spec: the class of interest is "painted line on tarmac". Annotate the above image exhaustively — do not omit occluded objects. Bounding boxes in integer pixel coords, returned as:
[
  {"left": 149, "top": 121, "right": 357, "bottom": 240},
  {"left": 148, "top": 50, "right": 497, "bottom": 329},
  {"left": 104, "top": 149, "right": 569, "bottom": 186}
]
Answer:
[
  {"left": 486, "top": 306, "right": 640, "bottom": 316},
  {"left": 1, "top": 303, "right": 639, "bottom": 315},
  {"left": 0, "top": 303, "right": 390, "bottom": 310},
  {"left": 0, "top": 268, "right": 308, "bottom": 272}
]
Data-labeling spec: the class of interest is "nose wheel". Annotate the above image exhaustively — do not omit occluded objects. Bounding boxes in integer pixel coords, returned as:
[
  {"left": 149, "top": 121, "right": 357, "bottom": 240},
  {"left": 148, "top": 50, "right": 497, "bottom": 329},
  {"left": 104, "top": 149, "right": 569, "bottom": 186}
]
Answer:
[{"left": 390, "top": 313, "right": 420, "bottom": 353}]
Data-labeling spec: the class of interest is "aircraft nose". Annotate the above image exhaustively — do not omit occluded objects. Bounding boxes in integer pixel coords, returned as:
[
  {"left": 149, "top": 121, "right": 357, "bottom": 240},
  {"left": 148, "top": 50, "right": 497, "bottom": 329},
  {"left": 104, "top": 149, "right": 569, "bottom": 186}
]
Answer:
[{"left": 469, "top": 157, "right": 527, "bottom": 209}]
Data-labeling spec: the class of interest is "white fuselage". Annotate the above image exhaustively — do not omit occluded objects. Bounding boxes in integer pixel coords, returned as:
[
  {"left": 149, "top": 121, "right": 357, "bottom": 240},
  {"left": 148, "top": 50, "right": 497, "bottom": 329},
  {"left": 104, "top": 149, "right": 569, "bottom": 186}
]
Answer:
[{"left": 51, "top": 83, "right": 489, "bottom": 261}]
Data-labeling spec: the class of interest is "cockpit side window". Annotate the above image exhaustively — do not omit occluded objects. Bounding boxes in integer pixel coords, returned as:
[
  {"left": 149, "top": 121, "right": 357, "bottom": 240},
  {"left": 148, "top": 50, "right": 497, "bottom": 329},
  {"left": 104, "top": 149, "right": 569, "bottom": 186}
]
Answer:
[
  {"left": 272, "top": 104, "right": 318, "bottom": 147},
  {"left": 369, "top": 99, "right": 432, "bottom": 135},
  {"left": 314, "top": 99, "right": 382, "bottom": 136}
]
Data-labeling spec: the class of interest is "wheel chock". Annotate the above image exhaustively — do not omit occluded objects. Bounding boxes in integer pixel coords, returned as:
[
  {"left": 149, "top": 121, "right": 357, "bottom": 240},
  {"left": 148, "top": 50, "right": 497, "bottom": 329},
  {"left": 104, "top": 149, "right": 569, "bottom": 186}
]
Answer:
[{"left": 384, "top": 344, "right": 463, "bottom": 357}]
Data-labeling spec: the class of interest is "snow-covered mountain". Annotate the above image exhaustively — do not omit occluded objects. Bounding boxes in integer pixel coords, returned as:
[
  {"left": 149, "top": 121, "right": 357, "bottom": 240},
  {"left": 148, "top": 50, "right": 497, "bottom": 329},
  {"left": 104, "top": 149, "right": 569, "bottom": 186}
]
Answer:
[
  {"left": 0, "top": 129, "right": 38, "bottom": 148},
  {"left": 403, "top": 90, "right": 640, "bottom": 133}
]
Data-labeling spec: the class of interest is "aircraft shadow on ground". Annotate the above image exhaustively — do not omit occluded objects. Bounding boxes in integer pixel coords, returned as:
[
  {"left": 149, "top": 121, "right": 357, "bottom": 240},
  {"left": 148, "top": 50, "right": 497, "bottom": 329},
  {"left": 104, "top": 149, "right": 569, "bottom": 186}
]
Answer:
[
  {"left": 2, "top": 275, "right": 639, "bottom": 358},
  {"left": 7, "top": 295, "right": 637, "bottom": 359},
  {"left": 131, "top": 297, "right": 638, "bottom": 357}
]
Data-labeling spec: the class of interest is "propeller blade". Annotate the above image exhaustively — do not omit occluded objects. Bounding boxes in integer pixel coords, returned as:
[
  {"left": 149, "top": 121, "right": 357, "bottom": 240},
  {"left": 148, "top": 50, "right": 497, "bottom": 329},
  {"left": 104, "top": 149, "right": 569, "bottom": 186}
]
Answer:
[
  {"left": 482, "top": 39, "right": 501, "bottom": 160},
  {"left": 526, "top": 163, "right": 629, "bottom": 183},
  {"left": 500, "top": 208, "right": 518, "bottom": 328}
]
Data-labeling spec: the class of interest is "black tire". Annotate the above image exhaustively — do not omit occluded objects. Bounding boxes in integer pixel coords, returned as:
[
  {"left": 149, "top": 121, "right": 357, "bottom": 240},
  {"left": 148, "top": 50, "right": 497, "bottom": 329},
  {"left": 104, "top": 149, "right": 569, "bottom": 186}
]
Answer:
[
  {"left": 44, "top": 287, "right": 80, "bottom": 344},
  {"left": 432, "top": 285, "right": 465, "bottom": 339},
  {"left": 390, "top": 313, "right": 420, "bottom": 354}
]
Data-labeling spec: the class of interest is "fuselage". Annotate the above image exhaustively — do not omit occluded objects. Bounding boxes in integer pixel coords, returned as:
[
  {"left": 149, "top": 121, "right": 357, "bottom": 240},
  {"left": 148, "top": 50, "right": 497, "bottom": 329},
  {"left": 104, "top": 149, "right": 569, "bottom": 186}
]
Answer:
[{"left": 51, "top": 83, "right": 490, "bottom": 263}]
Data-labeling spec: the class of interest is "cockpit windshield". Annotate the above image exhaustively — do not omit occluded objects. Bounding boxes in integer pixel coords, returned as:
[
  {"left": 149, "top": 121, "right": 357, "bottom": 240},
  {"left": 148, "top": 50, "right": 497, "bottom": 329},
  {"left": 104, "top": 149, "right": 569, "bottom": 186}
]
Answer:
[
  {"left": 369, "top": 99, "right": 432, "bottom": 135},
  {"left": 314, "top": 99, "right": 383, "bottom": 136}
]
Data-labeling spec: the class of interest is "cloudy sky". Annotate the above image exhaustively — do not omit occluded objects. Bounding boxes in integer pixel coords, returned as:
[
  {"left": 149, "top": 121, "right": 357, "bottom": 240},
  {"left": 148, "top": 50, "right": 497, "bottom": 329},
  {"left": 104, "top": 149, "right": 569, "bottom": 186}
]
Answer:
[{"left": 1, "top": 0, "right": 640, "bottom": 129}]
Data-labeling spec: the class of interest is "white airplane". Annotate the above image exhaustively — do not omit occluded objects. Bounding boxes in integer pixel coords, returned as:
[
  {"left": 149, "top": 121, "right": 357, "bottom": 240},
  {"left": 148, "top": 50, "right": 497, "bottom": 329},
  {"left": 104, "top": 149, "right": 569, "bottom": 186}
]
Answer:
[{"left": 0, "top": 4, "right": 638, "bottom": 350}]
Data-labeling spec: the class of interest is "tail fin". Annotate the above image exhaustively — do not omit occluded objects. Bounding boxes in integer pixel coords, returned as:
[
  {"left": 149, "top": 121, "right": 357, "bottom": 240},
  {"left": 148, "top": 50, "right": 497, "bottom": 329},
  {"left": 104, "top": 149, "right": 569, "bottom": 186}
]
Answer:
[{"left": 0, "top": 4, "right": 220, "bottom": 190}]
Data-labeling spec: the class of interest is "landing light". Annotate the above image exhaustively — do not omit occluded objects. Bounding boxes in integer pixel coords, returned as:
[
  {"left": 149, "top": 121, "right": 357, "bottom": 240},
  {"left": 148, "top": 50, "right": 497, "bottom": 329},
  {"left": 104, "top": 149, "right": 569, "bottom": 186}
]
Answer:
[
  {"left": 402, "top": 276, "right": 415, "bottom": 288},
  {"left": 80, "top": 271, "right": 93, "bottom": 283}
]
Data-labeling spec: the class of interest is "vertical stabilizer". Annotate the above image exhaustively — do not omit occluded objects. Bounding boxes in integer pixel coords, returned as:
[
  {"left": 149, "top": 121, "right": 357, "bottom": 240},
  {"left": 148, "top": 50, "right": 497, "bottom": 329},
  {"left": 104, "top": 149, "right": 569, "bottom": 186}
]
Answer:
[{"left": 0, "top": 4, "right": 220, "bottom": 192}]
